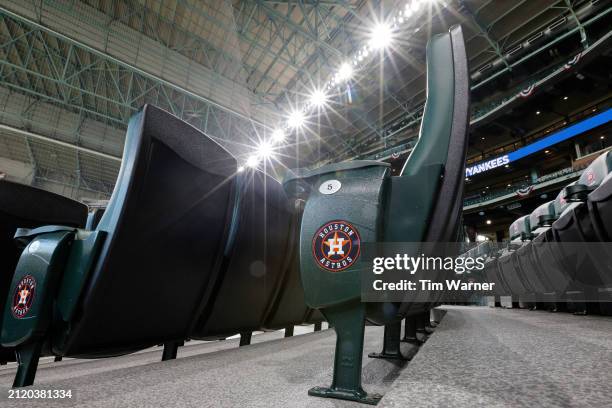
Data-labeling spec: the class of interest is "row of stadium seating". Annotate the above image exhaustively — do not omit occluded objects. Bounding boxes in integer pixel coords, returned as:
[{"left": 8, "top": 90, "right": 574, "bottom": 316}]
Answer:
[
  {"left": 0, "top": 105, "right": 323, "bottom": 387},
  {"left": 0, "top": 26, "right": 470, "bottom": 405},
  {"left": 467, "top": 149, "right": 612, "bottom": 312}
]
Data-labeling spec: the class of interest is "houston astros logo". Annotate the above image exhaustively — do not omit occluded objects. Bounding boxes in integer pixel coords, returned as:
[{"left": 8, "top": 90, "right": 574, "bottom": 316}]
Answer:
[
  {"left": 12, "top": 275, "right": 36, "bottom": 319},
  {"left": 586, "top": 171, "right": 595, "bottom": 185},
  {"left": 312, "top": 220, "right": 361, "bottom": 272}
]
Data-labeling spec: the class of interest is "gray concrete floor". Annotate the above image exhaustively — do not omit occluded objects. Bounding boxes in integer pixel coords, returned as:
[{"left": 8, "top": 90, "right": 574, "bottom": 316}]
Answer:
[
  {"left": 0, "top": 322, "right": 416, "bottom": 407},
  {"left": 382, "top": 306, "right": 612, "bottom": 408},
  {"left": 1, "top": 307, "right": 610, "bottom": 407}
]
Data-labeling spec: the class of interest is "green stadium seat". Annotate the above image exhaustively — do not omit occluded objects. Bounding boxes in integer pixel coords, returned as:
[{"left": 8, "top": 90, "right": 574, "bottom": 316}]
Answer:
[
  {"left": 1, "top": 105, "right": 237, "bottom": 387},
  {"left": 531, "top": 186, "right": 573, "bottom": 296},
  {"left": 516, "top": 201, "right": 558, "bottom": 295},
  {"left": 188, "top": 170, "right": 303, "bottom": 340},
  {"left": 588, "top": 156, "right": 612, "bottom": 244},
  {"left": 551, "top": 152, "right": 612, "bottom": 288},
  {"left": 292, "top": 25, "right": 469, "bottom": 404},
  {"left": 0, "top": 181, "right": 87, "bottom": 365},
  {"left": 498, "top": 216, "right": 533, "bottom": 299}
]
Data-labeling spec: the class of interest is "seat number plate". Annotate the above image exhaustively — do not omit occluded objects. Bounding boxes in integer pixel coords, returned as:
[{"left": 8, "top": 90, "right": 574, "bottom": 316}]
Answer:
[{"left": 319, "top": 180, "right": 342, "bottom": 195}]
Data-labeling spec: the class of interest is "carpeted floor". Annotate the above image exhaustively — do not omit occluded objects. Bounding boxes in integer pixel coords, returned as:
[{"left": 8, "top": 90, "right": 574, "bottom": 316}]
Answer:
[
  {"left": 0, "top": 323, "right": 415, "bottom": 408},
  {"left": 381, "top": 306, "right": 612, "bottom": 408},
  {"left": 0, "top": 307, "right": 610, "bottom": 407}
]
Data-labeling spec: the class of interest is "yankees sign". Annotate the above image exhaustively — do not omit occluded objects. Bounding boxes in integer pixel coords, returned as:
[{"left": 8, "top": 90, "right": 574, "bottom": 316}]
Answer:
[{"left": 465, "top": 155, "right": 509, "bottom": 177}]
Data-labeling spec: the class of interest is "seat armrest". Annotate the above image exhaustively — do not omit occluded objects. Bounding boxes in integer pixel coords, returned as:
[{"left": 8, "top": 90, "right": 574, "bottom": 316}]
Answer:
[
  {"left": 14, "top": 225, "right": 77, "bottom": 249},
  {"left": 2, "top": 229, "right": 76, "bottom": 347},
  {"left": 563, "top": 184, "right": 591, "bottom": 202},
  {"left": 56, "top": 230, "right": 106, "bottom": 323},
  {"left": 537, "top": 214, "right": 556, "bottom": 227}
]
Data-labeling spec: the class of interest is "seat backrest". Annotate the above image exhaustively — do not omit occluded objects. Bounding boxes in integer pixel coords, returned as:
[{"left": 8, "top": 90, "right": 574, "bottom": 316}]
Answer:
[
  {"left": 563, "top": 152, "right": 612, "bottom": 203},
  {"left": 421, "top": 26, "right": 470, "bottom": 243},
  {"left": 57, "top": 105, "right": 236, "bottom": 356},
  {"left": 578, "top": 151, "right": 612, "bottom": 188},
  {"left": 190, "top": 170, "right": 294, "bottom": 338},
  {"left": 260, "top": 175, "right": 316, "bottom": 329},
  {"left": 553, "top": 182, "right": 573, "bottom": 216},
  {"left": 85, "top": 208, "right": 106, "bottom": 230},
  {"left": 587, "top": 156, "right": 612, "bottom": 205},
  {"left": 0, "top": 181, "right": 87, "bottom": 274},
  {"left": 387, "top": 25, "right": 469, "bottom": 243}
]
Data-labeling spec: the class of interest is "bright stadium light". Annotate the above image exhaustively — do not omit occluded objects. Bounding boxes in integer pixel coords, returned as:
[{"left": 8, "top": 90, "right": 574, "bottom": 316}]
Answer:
[
  {"left": 246, "top": 155, "right": 259, "bottom": 168},
  {"left": 257, "top": 141, "right": 274, "bottom": 159},
  {"left": 310, "top": 89, "right": 327, "bottom": 107},
  {"left": 369, "top": 23, "right": 393, "bottom": 49},
  {"left": 402, "top": 8, "right": 412, "bottom": 19},
  {"left": 262, "top": 0, "right": 431, "bottom": 130},
  {"left": 237, "top": 166, "right": 245, "bottom": 172},
  {"left": 337, "top": 62, "right": 353, "bottom": 82},
  {"left": 271, "top": 129, "right": 285, "bottom": 143},
  {"left": 288, "top": 110, "right": 305, "bottom": 128}
]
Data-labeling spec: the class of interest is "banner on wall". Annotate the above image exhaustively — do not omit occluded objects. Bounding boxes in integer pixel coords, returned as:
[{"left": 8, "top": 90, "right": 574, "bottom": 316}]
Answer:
[
  {"left": 515, "top": 186, "right": 534, "bottom": 197},
  {"left": 465, "top": 107, "right": 612, "bottom": 177}
]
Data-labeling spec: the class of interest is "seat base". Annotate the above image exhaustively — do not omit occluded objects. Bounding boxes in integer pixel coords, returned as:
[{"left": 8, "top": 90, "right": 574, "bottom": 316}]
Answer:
[
  {"left": 161, "top": 341, "right": 183, "bottom": 361},
  {"left": 368, "top": 351, "right": 409, "bottom": 361},
  {"left": 13, "top": 341, "right": 43, "bottom": 388},
  {"left": 401, "top": 336, "right": 426, "bottom": 345},
  {"left": 402, "top": 316, "right": 426, "bottom": 345},
  {"left": 401, "top": 337, "right": 426, "bottom": 346},
  {"left": 239, "top": 332, "right": 252, "bottom": 347},
  {"left": 308, "top": 386, "right": 382, "bottom": 405},
  {"left": 368, "top": 321, "right": 409, "bottom": 361}
]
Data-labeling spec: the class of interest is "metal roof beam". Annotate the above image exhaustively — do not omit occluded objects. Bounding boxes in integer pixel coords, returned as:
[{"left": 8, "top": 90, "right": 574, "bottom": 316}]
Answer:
[
  {"left": 0, "top": 122, "right": 122, "bottom": 162},
  {"left": 461, "top": 1, "right": 511, "bottom": 69},
  {"left": 263, "top": 0, "right": 357, "bottom": 8},
  {"left": 253, "top": 0, "right": 346, "bottom": 59},
  {"left": 0, "top": 6, "right": 269, "bottom": 129},
  {"left": 256, "top": 2, "right": 342, "bottom": 101},
  {"left": 564, "top": 0, "right": 588, "bottom": 47}
]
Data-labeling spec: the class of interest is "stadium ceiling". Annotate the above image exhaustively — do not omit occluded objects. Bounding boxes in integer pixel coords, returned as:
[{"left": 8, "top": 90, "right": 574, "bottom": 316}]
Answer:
[{"left": 0, "top": 0, "right": 610, "bottom": 198}]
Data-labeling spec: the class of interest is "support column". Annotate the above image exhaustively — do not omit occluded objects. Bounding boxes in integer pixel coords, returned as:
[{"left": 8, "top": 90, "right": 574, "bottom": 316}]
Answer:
[
  {"left": 402, "top": 316, "right": 425, "bottom": 345},
  {"left": 530, "top": 168, "right": 538, "bottom": 184},
  {"left": 13, "top": 342, "right": 43, "bottom": 388},
  {"left": 161, "top": 340, "right": 184, "bottom": 361},
  {"left": 239, "top": 332, "right": 252, "bottom": 347},
  {"left": 574, "top": 141, "right": 582, "bottom": 158},
  {"left": 308, "top": 303, "right": 381, "bottom": 405},
  {"left": 368, "top": 321, "right": 408, "bottom": 360}
]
